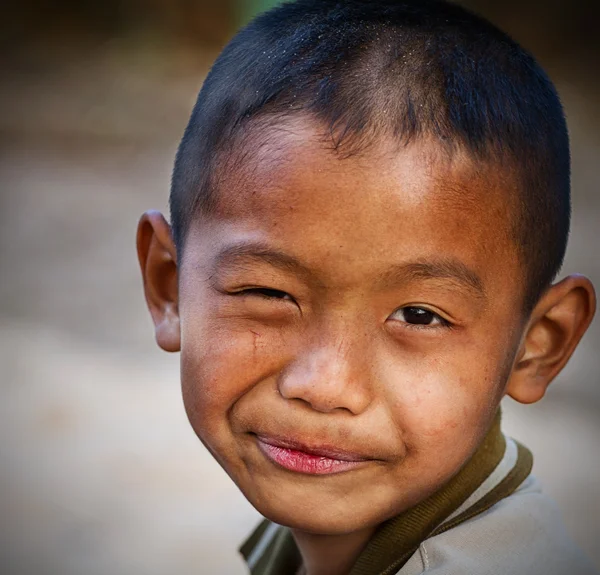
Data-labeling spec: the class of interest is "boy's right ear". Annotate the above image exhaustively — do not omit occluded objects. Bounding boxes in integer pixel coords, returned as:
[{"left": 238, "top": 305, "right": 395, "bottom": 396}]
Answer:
[{"left": 136, "top": 211, "right": 180, "bottom": 352}]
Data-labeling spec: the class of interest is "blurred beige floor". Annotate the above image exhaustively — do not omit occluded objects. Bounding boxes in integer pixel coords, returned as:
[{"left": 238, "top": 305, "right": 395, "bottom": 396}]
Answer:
[{"left": 0, "top": 48, "right": 598, "bottom": 575}]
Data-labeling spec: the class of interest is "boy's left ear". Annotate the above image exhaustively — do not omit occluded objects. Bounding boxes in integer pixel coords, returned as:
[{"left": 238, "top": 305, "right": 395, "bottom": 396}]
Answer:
[{"left": 506, "top": 274, "right": 596, "bottom": 404}]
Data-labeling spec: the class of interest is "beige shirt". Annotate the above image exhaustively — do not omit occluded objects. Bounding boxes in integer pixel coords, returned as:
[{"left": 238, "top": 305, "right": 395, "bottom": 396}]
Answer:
[{"left": 398, "top": 472, "right": 597, "bottom": 575}]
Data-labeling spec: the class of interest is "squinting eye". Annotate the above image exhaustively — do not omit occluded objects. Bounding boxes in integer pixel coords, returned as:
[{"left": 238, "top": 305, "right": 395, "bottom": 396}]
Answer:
[
  {"left": 389, "top": 306, "right": 447, "bottom": 327},
  {"left": 242, "top": 288, "right": 293, "bottom": 301}
]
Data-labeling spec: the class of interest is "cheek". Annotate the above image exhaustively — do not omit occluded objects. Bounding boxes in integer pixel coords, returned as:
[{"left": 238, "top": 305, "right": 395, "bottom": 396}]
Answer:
[
  {"left": 179, "top": 315, "right": 289, "bottom": 429},
  {"left": 382, "top": 341, "right": 510, "bottom": 453}
]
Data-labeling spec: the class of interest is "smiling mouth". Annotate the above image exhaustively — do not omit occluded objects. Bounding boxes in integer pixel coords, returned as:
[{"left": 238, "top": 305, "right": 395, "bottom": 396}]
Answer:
[{"left": 255, "top": 435, "right": 370, "bottom": 475}]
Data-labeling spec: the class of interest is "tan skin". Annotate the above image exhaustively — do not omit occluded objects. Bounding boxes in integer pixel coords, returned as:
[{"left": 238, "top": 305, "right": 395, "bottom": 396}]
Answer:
[{"left": 137, "top": 120, "right": 595, "bottom": 575}]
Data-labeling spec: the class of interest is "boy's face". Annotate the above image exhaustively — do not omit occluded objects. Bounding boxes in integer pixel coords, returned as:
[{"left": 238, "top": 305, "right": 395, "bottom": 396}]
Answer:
[{"left": 177, "top": 120, "right": 527, "bottom": 534}]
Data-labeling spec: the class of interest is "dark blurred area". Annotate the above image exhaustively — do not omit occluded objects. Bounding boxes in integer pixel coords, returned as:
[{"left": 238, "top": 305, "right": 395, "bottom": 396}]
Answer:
[
  {"left": 1, "top": 0, "right": 600, "bottom": 143},
  {"left": 2, "top": 0, "right": 600, "bottom": 76},
  {"left": 2, "top": 0, "right": 599, "bottom": 69},
  {"left": 0, "top": 2, "right": 598, "bottom": 575},
  {"left": 1, "top": 1, "right": 232, "bottom": 53}
]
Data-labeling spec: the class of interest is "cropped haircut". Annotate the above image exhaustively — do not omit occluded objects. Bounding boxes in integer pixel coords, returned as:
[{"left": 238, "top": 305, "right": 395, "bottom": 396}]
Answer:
[{"left": 171, "top": 0, "right": 571, "bottom": 312}]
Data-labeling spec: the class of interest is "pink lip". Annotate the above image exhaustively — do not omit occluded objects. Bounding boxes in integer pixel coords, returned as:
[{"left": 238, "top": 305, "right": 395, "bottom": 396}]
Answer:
[{"left": 255, "top": 435, "right": 369, "bottom": 475}]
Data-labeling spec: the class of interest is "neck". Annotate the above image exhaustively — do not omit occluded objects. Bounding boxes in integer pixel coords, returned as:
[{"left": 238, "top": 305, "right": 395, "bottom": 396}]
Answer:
[{"left": 292, "top": 526, "right": 375, "bottom": 575}]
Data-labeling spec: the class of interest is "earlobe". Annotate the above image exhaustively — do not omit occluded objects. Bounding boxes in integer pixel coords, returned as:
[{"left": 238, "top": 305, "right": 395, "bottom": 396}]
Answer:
[
  {"left": 506, "top": 275, "right": 596, "bottom": 404},
  {"left": 136, "top": 210, "right": 181, "bottom": 352}
]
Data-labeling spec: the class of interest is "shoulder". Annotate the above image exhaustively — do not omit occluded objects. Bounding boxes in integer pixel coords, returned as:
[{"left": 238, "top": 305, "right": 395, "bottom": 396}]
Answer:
[{"left": 399, "top": 475, "right": 598, "bottom": 575}]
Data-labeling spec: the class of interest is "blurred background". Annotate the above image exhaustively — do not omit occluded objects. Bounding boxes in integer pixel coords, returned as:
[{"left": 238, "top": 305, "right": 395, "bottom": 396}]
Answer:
[{"left": 0, "top": 1, "right": 598, "bottom": 574}]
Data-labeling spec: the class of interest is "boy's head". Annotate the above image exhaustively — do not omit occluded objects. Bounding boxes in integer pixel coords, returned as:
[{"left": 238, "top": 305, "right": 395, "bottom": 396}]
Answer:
[
  {"left": 137, "top": 0, "right": 595, "bottom": 535},
  {"left": 171, "top": 0, "right": 572, "bottom": 312}
]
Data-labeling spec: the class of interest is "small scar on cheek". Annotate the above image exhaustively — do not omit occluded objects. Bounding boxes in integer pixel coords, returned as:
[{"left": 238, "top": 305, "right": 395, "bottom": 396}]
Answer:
[{"left": 249, "top": 330, "right": 261, "bottom": 353}]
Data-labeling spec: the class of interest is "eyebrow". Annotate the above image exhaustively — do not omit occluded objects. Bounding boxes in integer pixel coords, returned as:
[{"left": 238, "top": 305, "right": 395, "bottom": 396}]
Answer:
[
  {"left": 212, "top": 241, "right": 486, "bottom": 299},
  {"left": 379, "top": 259, "right": 486, "bottom": 300},
  {"left": 212, "top": 241, "right": 317, "bottom": 283}
]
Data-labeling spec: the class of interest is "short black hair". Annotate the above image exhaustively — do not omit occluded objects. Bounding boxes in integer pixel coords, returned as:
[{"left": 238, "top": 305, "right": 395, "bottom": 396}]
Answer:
[{"left": 171, "top": 0, "right": 570, "bottom": 311}]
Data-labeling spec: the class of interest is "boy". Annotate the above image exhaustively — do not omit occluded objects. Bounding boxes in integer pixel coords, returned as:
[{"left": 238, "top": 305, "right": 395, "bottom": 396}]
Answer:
[{"left": 136, "top": 1, "right": 597, "bottom": 573}]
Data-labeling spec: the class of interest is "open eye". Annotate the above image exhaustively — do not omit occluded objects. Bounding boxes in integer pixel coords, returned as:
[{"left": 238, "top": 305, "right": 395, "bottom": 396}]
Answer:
[{"left": 389, "top": 306, "right": 449, "bottom": 327}]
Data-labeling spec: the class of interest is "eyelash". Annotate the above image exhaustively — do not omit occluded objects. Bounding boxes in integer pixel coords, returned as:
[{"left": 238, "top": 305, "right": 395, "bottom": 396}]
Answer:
[{"left": 234, "top": 287, "right": 294, "bottom": 301}]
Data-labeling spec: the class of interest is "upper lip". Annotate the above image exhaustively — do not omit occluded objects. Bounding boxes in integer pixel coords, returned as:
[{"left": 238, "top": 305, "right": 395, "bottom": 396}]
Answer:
[{"left": 255, "top": 434, "right": 371, "bottom": 462}]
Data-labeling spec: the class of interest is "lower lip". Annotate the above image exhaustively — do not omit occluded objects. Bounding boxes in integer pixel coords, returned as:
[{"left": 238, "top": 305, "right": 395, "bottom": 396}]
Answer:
[{"left": 256, "top": 438, "right": 367, "bottom": 475}]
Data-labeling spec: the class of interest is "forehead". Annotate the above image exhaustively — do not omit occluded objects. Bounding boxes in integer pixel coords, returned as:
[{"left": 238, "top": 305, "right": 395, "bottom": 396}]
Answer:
[{"left": 191, "top": 118, "right": 522, "bottom": 295}]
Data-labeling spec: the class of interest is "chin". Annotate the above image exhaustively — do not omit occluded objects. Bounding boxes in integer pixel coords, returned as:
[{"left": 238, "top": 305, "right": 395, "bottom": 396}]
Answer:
[
  {"left": 266, "top": 509, "right": 371, "bottom": 535},
  {"left": 250, "top": 492, "right": 395, "bottom": 535}
]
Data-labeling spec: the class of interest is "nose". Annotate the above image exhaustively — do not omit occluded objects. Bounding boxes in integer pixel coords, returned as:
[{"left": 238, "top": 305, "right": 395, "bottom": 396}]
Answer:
[{"left": 277, "top": 333, "right": 374, "bottom": 415}]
